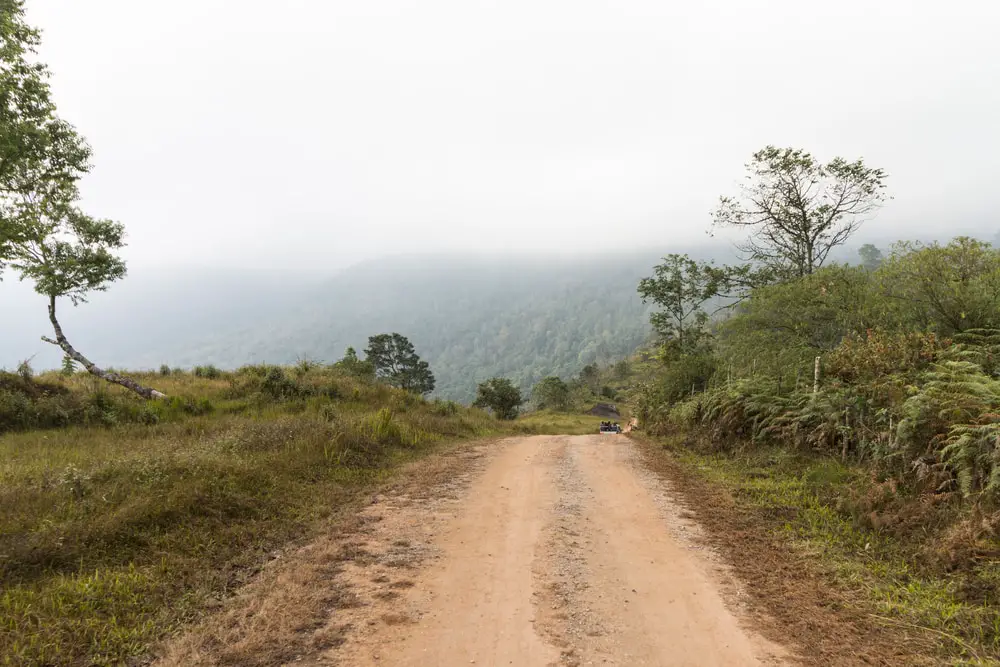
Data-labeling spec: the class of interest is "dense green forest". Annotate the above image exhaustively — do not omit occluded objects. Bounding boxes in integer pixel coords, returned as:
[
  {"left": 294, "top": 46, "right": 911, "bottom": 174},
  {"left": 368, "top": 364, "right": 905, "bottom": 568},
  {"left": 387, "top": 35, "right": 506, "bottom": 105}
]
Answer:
[{"left": 178, "top": 254, "right": 657, "bottom": 402}]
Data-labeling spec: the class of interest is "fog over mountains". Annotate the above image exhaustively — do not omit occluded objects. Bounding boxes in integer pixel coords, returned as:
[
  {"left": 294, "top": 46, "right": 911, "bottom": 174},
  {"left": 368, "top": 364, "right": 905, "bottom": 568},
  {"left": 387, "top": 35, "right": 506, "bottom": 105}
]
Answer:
[{"left": 4, "top": 231, "right": 997, "bottom": 402}]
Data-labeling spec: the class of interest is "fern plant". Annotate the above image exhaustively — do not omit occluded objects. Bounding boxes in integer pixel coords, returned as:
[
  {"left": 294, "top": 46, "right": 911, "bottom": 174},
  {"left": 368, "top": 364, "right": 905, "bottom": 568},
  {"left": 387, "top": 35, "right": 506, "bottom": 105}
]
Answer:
[
  {"left": 942, "top": 414, "right": 1000, "bottom": 498},
  {"left": 898, "top": 356, "right": 1000, "bottom": 496},
  {"left": 952, "top": 328, "right": 1000, "bottom": 377}
]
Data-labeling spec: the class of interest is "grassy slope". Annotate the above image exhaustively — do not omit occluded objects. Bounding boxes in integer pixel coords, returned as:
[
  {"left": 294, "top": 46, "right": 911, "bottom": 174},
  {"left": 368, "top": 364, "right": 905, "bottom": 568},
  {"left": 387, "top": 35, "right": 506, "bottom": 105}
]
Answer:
[
  {"left": 0, "top": 369, "right": 506, "bottom": 667},
  {"left": 639, "top": 432, "right": 1000, "bottom": 666}
]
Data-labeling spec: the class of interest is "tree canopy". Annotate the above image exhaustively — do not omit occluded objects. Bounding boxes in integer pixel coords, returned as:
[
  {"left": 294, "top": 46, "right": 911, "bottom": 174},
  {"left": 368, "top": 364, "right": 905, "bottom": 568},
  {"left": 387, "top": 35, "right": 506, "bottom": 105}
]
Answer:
[
  {"left": 858, "top": 243, "right": 884, "bottom": 271},
  {"left": 713, "top": 146, "right": 889, "bottom": 279},
  {"left": 532, "top": 375, "right": 570, "bottom": 410},
  {"left": 365, "top": 333, "right": 436, "bottom": 394},
  {"left": 473, "top": 377, "right": 524, "bottom": 420}
]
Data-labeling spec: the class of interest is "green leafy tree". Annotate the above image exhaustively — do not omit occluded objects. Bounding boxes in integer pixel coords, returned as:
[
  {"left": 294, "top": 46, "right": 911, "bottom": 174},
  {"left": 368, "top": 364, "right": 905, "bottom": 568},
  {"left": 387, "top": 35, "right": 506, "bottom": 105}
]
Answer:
[
  {"left": 333, "top": 346, "right": 375, "bottom": 379},
  {"left": 637, "top": 254, "right": 726, "bottom": 354},
  {"left": 0, "top": 2, "right": 83, "bottom": 274},
  {"left": 0, "top": 2, "right": 162, "bottom": 398},
  {"left": 473, "top": 377, "right": 524, "bottom": 420},
  {"left": 877, "top": 237, "right": 1000, "bottom": 335},
  {"left": 713, "top": 146, "right": 890, "bottom": 278},
  {"left": 365, "top": 333, "right": 435, "bottom": 394},
  {"left": 717, "top": 265, "right": 875, "bottom": 377},
  {"left": 532, "top": 375, "right": 570, "bottom": 410},
  {"left": 858, "top": 244, "right": 883, "bottom": 271}
]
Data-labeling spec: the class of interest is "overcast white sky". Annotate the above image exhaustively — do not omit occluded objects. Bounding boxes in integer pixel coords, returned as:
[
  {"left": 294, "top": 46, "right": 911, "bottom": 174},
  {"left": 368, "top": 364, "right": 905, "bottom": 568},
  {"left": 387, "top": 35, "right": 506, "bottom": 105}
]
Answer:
[{"left": 22, "top": 0, "right": 1000, "bottom": 271}]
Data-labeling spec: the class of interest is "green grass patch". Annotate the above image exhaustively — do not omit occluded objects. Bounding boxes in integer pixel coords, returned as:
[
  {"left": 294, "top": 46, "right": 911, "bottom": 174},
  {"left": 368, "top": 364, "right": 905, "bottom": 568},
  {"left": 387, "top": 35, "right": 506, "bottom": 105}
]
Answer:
[
  {"left": 515, "top": 410, "right": 608, "bottom": 435},
  {"left": 660, "top": 434, "right": 1000, "bottom": 665}
]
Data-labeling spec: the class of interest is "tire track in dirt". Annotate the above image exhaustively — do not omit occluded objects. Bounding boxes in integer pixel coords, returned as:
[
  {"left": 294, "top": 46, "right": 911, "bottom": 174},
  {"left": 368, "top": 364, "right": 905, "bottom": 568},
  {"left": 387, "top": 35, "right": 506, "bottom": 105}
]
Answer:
[{"left": 321, "top": 436, "right": 563, "bottom": 666}]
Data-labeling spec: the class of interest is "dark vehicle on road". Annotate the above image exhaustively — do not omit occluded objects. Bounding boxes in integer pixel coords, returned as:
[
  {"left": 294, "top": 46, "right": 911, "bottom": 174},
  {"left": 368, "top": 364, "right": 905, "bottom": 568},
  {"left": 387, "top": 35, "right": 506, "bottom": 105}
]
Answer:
[{"left": 599, "top": 420, "right": 622, "bottom": 434}]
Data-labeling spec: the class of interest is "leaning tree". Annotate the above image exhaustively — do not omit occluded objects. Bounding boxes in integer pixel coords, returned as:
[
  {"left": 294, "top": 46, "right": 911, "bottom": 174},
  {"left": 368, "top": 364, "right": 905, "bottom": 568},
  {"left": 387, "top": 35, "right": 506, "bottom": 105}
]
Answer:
[{"left": 0, "top": 1, "right": 163, "bottom": 398}]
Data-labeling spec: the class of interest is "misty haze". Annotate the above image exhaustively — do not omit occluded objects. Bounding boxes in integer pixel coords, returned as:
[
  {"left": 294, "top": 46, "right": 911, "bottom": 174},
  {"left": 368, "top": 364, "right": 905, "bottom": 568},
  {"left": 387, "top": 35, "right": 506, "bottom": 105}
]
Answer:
[{"left": 3, "top": 1, "right": 1000, "bottom": 665}]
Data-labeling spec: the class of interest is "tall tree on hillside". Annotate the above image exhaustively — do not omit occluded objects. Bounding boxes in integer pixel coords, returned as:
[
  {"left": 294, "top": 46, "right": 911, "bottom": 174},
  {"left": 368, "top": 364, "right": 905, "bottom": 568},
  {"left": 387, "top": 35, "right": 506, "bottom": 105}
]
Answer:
[
  {"left": 0, "top": 2, "right": 163, "bottom": 398},
  {"left": 579, "top": 363, "right": 600, "bottom": 391},
  {"left": 365, "top": 333, "right": 435, "bottom": 394},
  {"left": 713, "top": 146, "right": 890, "bottom": 279},
  {"left": 638, "top": 254, "right": 727, "bottom": 354},
  {"left": 473, "top": 377, "right": 524, "bottom": 420}
]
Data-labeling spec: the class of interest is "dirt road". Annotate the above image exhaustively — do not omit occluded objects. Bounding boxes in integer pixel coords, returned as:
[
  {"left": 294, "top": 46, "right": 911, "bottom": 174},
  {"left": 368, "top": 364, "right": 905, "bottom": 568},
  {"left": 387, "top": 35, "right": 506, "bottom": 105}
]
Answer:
[{"left": 324, "top": 435, "right": 791, "bottom": 666}]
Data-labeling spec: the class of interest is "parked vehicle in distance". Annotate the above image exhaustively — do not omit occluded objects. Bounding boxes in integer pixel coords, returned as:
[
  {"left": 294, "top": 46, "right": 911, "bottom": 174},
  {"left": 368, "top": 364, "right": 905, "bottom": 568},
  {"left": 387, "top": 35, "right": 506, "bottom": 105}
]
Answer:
[{"left": 599, "top": 420, "right": 622, "bottom": 434}]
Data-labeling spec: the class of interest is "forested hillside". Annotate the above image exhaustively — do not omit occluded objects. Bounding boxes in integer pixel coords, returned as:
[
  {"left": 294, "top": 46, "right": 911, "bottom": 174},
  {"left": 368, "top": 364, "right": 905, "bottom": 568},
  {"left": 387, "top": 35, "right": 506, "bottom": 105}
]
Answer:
[{"left": 155, "top": 253, "right": 662, "bottom": 402}]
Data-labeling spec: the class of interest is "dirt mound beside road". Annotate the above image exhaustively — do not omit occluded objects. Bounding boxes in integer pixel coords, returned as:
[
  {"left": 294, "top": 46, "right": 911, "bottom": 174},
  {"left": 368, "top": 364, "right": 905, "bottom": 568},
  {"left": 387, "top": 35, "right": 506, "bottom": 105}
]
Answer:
[{"left": 586, "top": 402, "right": 620, "bottom": 418}]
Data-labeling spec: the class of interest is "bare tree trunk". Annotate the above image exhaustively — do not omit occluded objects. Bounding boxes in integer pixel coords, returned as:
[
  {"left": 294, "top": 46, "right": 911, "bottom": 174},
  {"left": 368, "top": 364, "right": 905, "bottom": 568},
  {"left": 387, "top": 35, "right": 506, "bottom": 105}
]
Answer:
[{"left": 41, "top": 295, "right": 166, "bottom": 400}]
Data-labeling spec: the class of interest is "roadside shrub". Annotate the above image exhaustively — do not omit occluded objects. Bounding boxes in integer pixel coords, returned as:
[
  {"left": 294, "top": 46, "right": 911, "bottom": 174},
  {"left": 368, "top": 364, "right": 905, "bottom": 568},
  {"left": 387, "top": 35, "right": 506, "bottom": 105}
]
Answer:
[
  {"left": 229, "top": 364, "right": 349, "bottom": 402},
  {"left": 431, "top": 399, "right": 459, "bottom": 416}
]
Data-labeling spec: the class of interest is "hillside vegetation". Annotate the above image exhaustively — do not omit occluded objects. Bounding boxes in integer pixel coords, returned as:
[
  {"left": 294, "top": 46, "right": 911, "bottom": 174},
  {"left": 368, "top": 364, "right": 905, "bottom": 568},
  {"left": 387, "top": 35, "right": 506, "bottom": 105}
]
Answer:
[
  {"left": 0, "top": 365, "right": 508, "bottom": 666},
  {"left": 629, "top": 236, "right": 1000, "bottom": 662}
]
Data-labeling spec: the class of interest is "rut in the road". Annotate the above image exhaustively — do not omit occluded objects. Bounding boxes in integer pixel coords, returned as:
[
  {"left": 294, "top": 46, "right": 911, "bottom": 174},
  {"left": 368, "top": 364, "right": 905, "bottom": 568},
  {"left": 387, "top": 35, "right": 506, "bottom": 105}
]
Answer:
[
  {"left": 323, "top": 435, "right": 790, "bottom": 667},
  {"left": 533, "top": 438, "right": 606, "bottom": 665}
]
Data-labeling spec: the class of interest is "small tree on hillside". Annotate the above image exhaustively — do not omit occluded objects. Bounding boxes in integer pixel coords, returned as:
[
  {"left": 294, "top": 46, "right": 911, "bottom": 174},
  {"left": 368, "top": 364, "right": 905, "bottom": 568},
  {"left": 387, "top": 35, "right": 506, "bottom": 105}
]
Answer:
[
  {"left": 638, "top": 253, "right": 726, "bottom": 354},
  {"left": 858, "top": 244, "right": 884, "bottom": 271},
  {"left": 532, "top": 375, "right": 570, "bottom": 410},
  {"left": 713, "top": 146, "right": 889, "bottom": 279},
  {"left": 365, "top": 333, "right": 435, "bottom": 394},
  {"left": 473, "top": 377, "right": 524, "bottom": 420}
]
